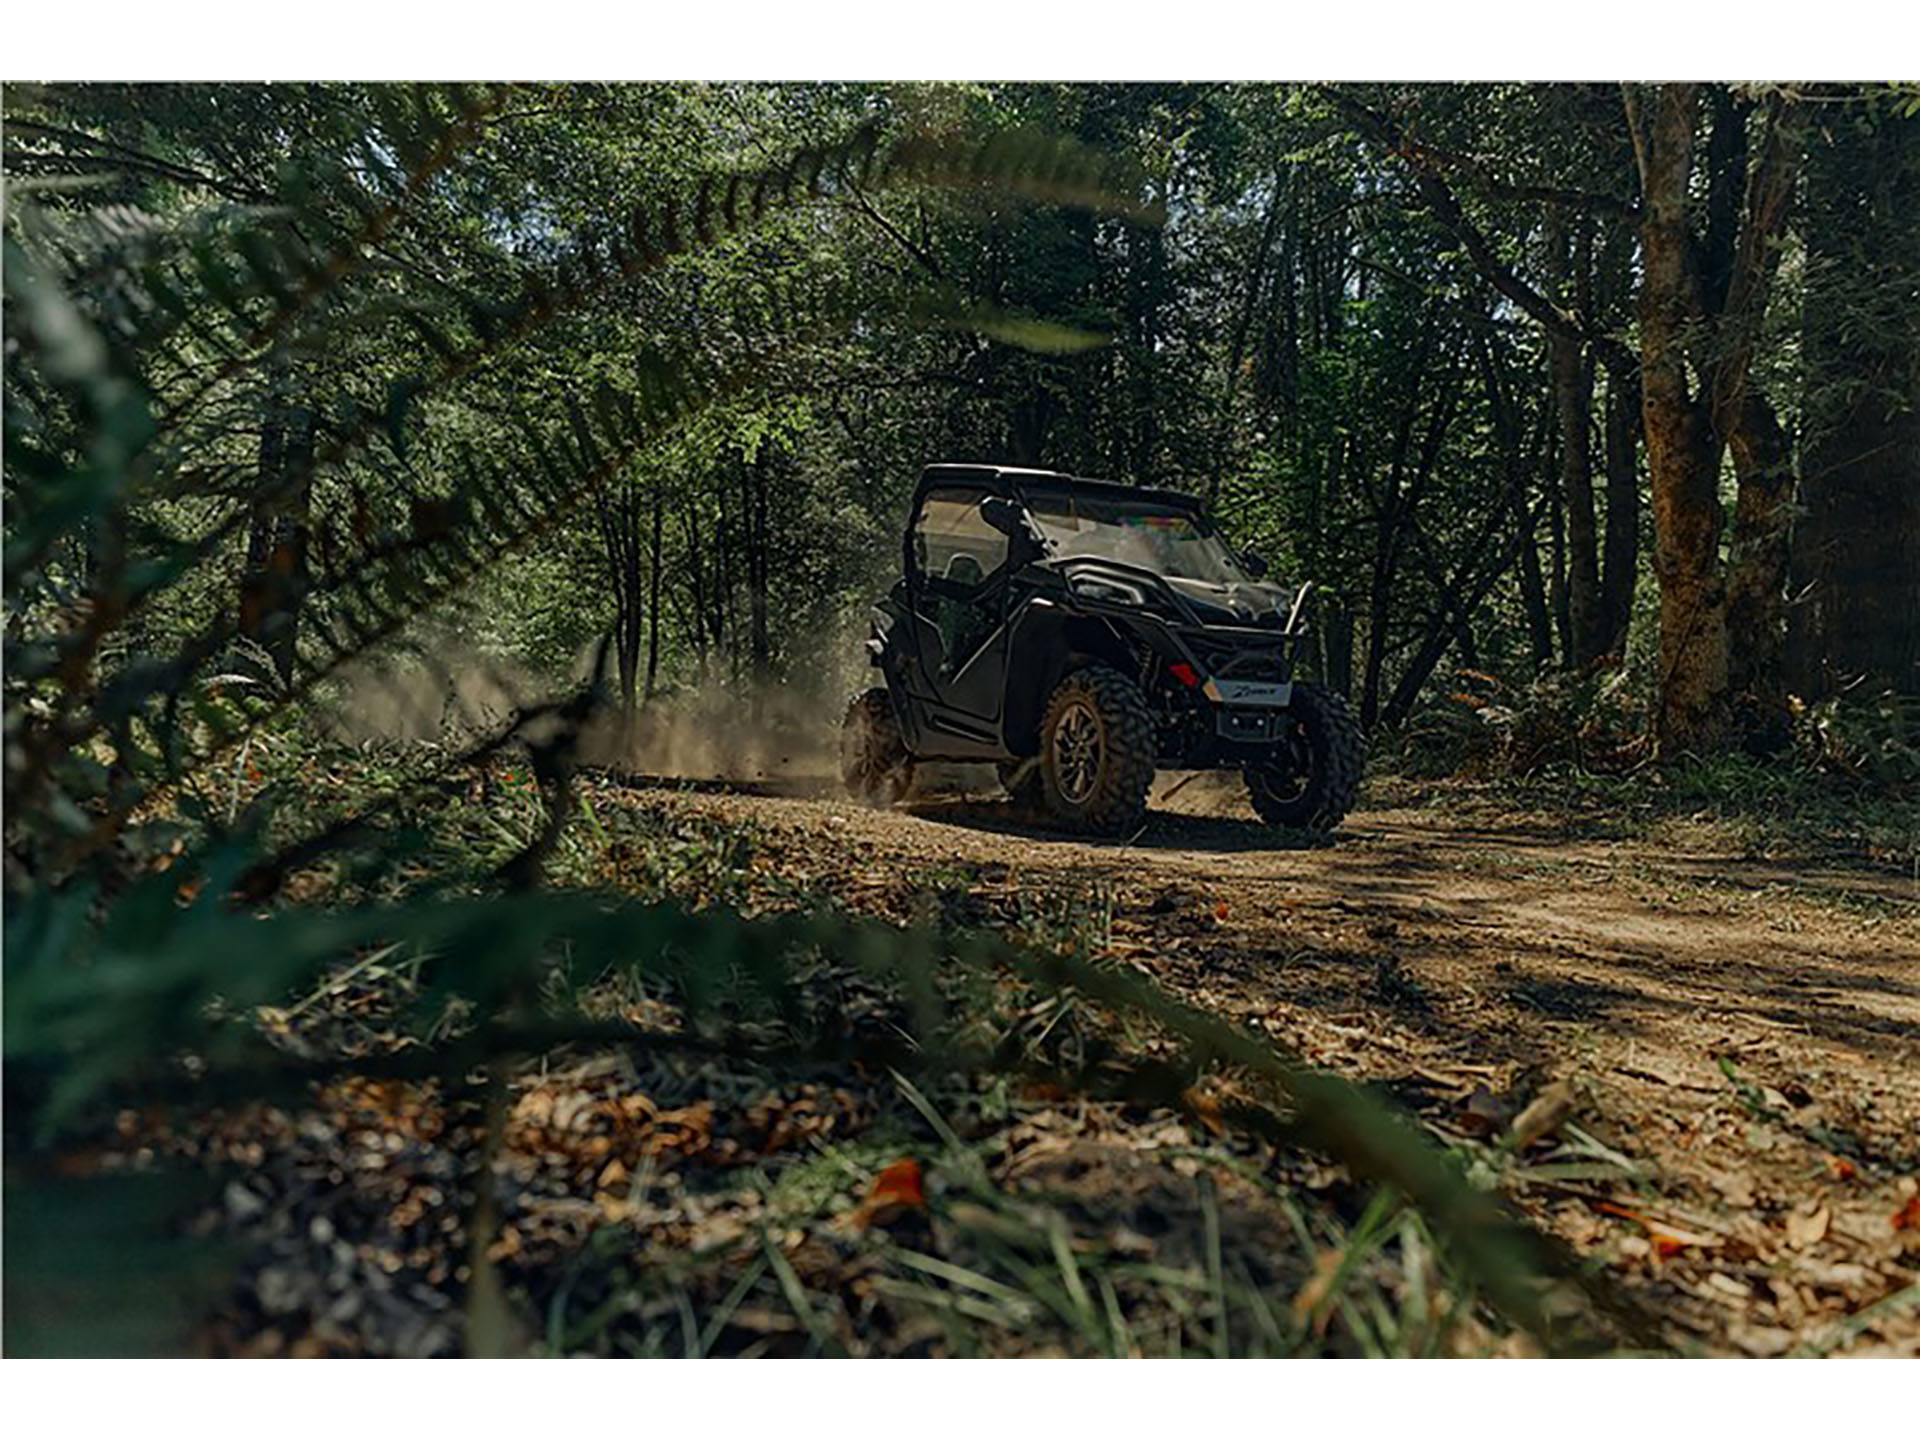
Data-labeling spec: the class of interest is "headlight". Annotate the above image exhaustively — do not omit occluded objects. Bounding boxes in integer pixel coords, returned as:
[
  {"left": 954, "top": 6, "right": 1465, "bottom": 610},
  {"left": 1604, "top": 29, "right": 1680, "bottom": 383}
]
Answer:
[{"left": 1070, "top": 576, "right": 1148, "bottom": 606}]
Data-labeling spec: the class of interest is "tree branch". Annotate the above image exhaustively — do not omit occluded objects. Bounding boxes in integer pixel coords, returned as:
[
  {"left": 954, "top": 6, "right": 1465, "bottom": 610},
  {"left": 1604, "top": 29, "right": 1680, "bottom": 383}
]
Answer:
[
  {"left": 843, "top": 184, "right": 945, "bottom": 280},
  {"left": 1326, "top": 88, "right": 1633, "bottom": 371}
]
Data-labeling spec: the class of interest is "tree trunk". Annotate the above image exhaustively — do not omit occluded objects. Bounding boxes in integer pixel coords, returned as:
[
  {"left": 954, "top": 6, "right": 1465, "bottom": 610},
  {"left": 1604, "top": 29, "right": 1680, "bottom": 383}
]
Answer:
[
  {"left": 1476, "top": 325, "right": 1555, "bottom": 672},
  {"left": 592, "top": 478, "right": 646, "bottom": 715},
  {"left": 681, "top": 500, "right": 711, "bottom": 683},
  {"left": 1546, "top": 217, "right": 1603, "bottom": 665},
  {"left": 1546, "top": 464, "right": 1571, "bottom": 664},
  {"left": 239, "top": 359, "right": 313, "bottom": 687},
  {"left": 1788, "top": 97, "right": 1920, "bottom": 699},
  {"left": 644, "top": 485, "right": 664, "bottom": 702},
  {"left": 1549, "top": 330, "right": 1602, "bottom": 664},
  {"left": 268, "top": 409, "right": 314, "bottom": 686},
  {"left": 744, "top": 449, "right": 772, "bottom": 706},
  {"left": 1518, "top": 529, "right": 1554, "bottom": 672},
  {"left": 1359, "top": 313, "right": 1453, "bottom": 729},
  {"left": 1724, "top": 391, "right": 1796, "bottom": 747},
  {"left": 1598, "top": 358, "right": 1641, "bottom": 657},
  {"left": 1318, "top": 596, "right": 1355, "bottom": 697},
  {"left": 1627, "top": 83, "right": 1733, "bottom": 752}
]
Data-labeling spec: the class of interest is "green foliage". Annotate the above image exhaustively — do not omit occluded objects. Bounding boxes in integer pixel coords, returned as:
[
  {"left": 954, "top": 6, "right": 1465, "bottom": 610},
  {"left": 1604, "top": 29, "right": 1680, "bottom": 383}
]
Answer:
[
  {"left": 1383, "top": 662, "right": 1653, "bottom": 779},
  {"left": 1795, "top": 688, "right": 1920, "bottom": 787}
]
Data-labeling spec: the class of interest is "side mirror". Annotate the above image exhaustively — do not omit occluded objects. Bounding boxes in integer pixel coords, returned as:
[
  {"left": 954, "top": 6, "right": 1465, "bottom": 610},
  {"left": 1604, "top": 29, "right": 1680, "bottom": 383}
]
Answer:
[
  {"left": 981, "top": 496, "right": 1046, "bottom": 565},
  {"left": 1239, "top": 548, "right": 1269, "bottom": 580},
  {"left": 979, "top": 496, "right": 1025, "bottom": 537}
]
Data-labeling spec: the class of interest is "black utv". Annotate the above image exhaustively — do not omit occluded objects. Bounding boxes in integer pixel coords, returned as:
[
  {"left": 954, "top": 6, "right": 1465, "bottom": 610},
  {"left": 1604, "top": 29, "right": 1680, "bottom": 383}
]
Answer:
[{"left": 840, "top": 464, "right": 1363, "bottom": 837}]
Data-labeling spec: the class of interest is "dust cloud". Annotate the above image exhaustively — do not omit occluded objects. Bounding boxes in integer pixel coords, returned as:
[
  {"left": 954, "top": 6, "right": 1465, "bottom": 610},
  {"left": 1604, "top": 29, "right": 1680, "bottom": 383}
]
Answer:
[
  {"left": 318, "top": 643, "right": 537, "bottom": 746},
  {"left": 318, "top": 635, "right": 850, "bottom": 784},
  {"left": 578, "top": 682, "right": 842, "bottom": 782}
]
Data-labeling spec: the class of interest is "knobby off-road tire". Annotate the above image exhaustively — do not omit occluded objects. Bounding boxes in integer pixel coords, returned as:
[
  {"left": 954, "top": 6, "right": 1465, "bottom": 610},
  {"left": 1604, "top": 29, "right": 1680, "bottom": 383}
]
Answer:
[
  {"left": 1038, "top": 664, "right": 1155, "bottom": 836},
  {"left": 840, "top": 687, "right": 912, "bottom": 805},
  {"left": 1245, "top": 681, "right": 1363, "bottom": 833}
]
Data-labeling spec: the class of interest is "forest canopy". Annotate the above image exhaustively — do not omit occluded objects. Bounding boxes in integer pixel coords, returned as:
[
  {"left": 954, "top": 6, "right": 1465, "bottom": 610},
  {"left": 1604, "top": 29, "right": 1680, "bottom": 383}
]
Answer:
[{"left": 7, "top": 83, "right": 1918, "bottom": 777}]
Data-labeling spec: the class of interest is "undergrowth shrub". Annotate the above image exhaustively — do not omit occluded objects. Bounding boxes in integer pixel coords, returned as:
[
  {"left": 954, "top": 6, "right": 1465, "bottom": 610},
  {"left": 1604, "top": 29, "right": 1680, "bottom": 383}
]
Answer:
[
  {"left": 1384, "top": 662, "right": 1652, "bottom": 780},
  {"left": 1793, "top": 687, "right": 1920, "bottom": 786}
]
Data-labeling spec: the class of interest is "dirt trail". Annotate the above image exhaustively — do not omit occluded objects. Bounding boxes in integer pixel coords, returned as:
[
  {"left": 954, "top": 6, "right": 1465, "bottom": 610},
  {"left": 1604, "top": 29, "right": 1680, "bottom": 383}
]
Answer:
[{"left": 608, "top": 771, "right": 1920, "bottom": 1355}]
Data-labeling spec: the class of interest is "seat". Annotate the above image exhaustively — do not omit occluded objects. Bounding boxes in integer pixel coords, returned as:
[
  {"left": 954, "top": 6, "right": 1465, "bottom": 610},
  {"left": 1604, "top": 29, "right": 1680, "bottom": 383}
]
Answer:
[{"left": 944, "top": 553, "right": 986, "bottom": 588}]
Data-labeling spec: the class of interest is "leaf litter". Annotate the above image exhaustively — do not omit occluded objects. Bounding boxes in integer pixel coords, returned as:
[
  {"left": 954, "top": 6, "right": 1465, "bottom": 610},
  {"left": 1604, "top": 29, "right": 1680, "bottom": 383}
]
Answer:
[{"left": 78, "top": 767, "right": 1920, "bottom": 1356}]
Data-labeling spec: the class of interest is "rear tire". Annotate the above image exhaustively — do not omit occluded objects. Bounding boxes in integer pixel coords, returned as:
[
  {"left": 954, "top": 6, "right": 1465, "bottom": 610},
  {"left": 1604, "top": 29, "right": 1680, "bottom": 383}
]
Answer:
[
  {"left": 1245, "top": 682, "right": 1363, "bottom": 832},
  {"left": 840, "top": 687, "right": 912, "bottom": 805},
  {"left": 1038, "top": 665, "right": 1155, "bottom": 836}
]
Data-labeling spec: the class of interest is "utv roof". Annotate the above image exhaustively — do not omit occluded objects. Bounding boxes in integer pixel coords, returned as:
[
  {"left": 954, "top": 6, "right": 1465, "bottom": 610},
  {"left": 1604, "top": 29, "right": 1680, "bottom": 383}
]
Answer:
[{"left": 914, "top": 464, "right": 1206, "bottom": 515}]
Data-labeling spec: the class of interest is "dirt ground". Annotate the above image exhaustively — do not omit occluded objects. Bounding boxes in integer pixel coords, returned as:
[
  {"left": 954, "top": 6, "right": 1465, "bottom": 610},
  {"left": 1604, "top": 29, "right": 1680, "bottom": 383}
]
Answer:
[{"left": 609, "top": 769, "right": 1920, "bottom": 1356}]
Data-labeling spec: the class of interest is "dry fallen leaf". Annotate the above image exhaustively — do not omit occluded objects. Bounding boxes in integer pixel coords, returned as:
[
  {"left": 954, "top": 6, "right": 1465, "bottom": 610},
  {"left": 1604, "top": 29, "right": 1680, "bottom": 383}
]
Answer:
[
  {"left": 1707, "top": 1168, "right": 1756, "bottom": 1208},
  {"left": 1508, "top": 1079, "right": 1577, "bottom": 1151},
  {"left": 1291, "top": 1247, "right": 1344, "bottom": 1334},
  {"left": 1596, "top": 1201, "right": 1720, "bottom": 1260},
  {"left": 871, "top": 1158, "right": 924, "bottom": 1208},
  {"left": 1890, "top": 1187, "right": 1920, "bottom": 1233},
  {"left": 1458, "top": 1085, "right": 1510, "bottom": 1139},
  {"left": 1181, "top": 1084, "right": 1228, "bottom": 1138},
  {"left": 849, "top": 1157, "right": 927, "bottom": 1231},
  {"left": 1785, "top": 1203, "right": 1831, "bottom": 1249}
]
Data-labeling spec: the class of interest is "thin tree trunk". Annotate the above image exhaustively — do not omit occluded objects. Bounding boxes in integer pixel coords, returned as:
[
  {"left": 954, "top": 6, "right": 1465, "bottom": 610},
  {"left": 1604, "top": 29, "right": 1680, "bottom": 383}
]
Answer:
[
  {"left": 1547, "top": 466, "right": 1571, "bottom": 664},
  {"left": 265, "top": 407, "right": 314, "bottom": 686},
  {"left": 1555, "top": 339, "right": 1601, "bottom": 663},
  {"left": 1476, "top": 326, "right": 1555, "bottom": 672},
  {"left": 1546, "top": 218, "right": 1603, "bottom": 665},
  {"left": 239, "top": 358, "right": 313, "bottom": 686},
  {"left": 1359, "top": 311, "right": 1451, "bottom": 729},
  {"left": 1724, "top": 392, "right": 1796, "bottom": 747},
  {"left": 1212, "top": 171, "right": 1285, "bottom": 500},
  {"left": 744, "top": 449, "right": 772, "bottom": 709},
  {"left": 1320, "top": 596, "right": 1354, "bottom": 697},
  {"left": 1598, "top": 358, "right": 1641, "bottom": 657},
  {"left": 644, "top": 485, "right": 664, "bottom": 702}
]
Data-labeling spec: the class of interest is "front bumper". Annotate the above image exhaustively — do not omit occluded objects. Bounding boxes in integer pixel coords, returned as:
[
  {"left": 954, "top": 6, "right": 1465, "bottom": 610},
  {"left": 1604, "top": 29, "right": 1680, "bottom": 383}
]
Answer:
[
  {"left": 1201, "top": 677, "right": 1293, "bottom": 708},
  {"left": 1201, "top": 679, "right": 1293, "bottom": 744}
]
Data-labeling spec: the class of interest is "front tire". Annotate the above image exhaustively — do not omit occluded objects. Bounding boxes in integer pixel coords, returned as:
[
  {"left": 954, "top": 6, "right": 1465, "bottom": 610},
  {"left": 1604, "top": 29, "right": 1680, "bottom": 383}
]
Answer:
[
  {"left": 1245, "top": 681, "right": 1363, "bottom": 832},
  {"left": 841, "top": 687, "right": 912, "bottom": 805},
  {"left": 1038, "top": 665, "right": 1155, "bottom": 835}
]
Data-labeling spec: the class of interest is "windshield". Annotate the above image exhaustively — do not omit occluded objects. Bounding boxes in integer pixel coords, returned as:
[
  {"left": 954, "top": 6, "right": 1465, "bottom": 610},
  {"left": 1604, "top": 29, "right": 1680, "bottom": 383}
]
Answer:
[{"left": 1026, "top": 493, "right": 1247, "bottom": 585}]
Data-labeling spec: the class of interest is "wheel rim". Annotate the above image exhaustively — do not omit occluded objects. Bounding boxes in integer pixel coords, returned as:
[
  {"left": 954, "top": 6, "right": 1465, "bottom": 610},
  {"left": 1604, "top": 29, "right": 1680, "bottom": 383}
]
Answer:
[
  {"left": 1053, "top": 698, "right": 1103, "bottom": 803},
  {"left": 1260, "top": 724, "right": 1315, "bottom": 805}
]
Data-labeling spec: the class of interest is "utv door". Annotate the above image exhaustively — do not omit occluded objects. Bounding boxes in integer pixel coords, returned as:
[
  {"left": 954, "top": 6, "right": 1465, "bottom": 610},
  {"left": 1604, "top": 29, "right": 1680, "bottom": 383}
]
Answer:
[{"left": 901, "top": 486, "right": 1012, "bottom": 754}]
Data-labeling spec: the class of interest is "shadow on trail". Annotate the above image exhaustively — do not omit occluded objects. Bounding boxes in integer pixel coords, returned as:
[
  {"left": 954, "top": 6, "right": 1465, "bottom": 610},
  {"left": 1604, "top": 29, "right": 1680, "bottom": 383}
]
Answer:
[
  {"left": 898, "top": 794, "right": 1338, "bottom": 854},
  {"left": 590, "top": 768, "right": 843, "bottom": 801}
]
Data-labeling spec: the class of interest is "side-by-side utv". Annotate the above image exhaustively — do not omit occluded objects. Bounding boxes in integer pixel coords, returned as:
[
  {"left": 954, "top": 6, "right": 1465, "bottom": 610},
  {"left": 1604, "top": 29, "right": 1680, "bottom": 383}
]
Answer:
[{"left": 840, "top": 464, "right": 1363, "bottom": 837}]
